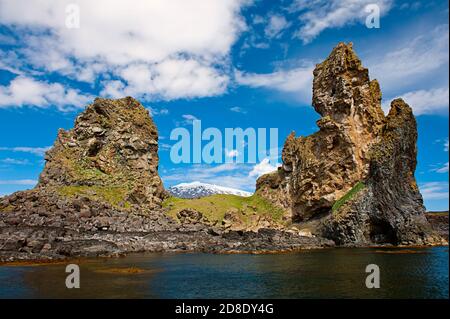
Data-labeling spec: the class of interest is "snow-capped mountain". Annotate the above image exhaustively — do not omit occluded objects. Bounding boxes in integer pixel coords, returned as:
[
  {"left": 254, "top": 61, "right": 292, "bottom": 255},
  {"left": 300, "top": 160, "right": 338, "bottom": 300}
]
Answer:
[{"left": 168, "top": 181, "right": 253, "bottom": 199}]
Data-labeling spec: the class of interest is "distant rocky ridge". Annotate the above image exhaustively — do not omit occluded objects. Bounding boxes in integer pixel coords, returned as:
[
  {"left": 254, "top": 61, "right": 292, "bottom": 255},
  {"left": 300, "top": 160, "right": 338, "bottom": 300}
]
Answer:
[
  {"left": 168, "top": 182, "right": 252, "bottom": 199},
  {"left": 256, "top": 43, "right": 444, "bottom": 246}
]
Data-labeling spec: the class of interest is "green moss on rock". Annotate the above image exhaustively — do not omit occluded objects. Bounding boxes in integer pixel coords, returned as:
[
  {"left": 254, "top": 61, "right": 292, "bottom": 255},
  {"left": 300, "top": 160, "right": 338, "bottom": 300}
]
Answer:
[
  {"left": 332, "top": 181, "right": 365, "bottom": 213},
  {"left": 58, "top": 185, "right": 131, "bottom": 209}
]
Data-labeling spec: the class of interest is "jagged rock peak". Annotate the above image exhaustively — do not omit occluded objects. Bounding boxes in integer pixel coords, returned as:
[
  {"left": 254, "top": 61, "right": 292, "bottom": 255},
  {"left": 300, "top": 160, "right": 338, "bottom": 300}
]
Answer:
[
  {"left": 255, "top": 42, "right": 443, "bottom": 246},
  {"left": 39, "top": 96, "right": 165, "bottom": 208},
  {"left": 313, "top": 42, "right": 385, "bottom": 128},
  {"left": 1, "top": 97, "right": 166, "bottom": 213},
  {"left": 41, "top": 97, "right": 157, "bottom": 183},
  {"left": 267, "top": 42, "right": 388, "bottom": 221}
]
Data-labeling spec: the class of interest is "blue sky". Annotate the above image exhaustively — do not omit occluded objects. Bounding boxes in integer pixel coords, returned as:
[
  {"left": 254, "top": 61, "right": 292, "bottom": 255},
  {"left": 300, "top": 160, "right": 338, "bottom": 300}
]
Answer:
[{"left": 0, "top": 0, "right": 448, "bottom": 211}]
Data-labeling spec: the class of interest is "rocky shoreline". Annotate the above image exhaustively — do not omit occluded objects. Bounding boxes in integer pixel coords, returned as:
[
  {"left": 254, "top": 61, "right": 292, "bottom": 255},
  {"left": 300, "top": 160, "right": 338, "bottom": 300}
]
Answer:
[
  {"left": 1, "top": 209, "right": 447, "bottom": 263},
  {"left": 0, "top": 210, "right": 335, "bottom": 263}
]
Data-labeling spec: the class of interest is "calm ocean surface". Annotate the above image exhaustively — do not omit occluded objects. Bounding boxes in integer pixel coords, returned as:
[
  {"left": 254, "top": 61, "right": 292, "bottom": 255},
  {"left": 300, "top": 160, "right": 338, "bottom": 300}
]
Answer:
[{"left": 0, "top": 247, "right": 448, "bottom": 299}]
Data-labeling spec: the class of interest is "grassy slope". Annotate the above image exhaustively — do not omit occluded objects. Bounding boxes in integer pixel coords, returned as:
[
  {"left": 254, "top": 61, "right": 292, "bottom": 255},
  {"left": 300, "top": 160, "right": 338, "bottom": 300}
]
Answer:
[
  {"left": 58, "top": 185, "right": 132, "bottom": 209},
  {"left": 163, "top": 194, "right": 286, "bottom": 225}
]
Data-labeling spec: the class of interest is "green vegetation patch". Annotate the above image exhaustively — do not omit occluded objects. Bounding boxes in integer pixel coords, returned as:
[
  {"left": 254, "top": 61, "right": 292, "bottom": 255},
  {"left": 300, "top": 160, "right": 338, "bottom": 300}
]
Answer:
[
  {"left": 58, "top": 185, "right": 131, "bottom": 209},
  {"left": 57, "top": 147, "right": 114, "bottom": 184},
  {"left": 72, "top": 163, "right": 109, "bottom": 182},
  {"left": 0, "top": 204, "right": 15, "bottom": 213},
  {"left": 163, "top": 194, "right": 285, "bottom": 225},
  {"left": 332, "top": 181, "right": 366, "bottom": 213}
]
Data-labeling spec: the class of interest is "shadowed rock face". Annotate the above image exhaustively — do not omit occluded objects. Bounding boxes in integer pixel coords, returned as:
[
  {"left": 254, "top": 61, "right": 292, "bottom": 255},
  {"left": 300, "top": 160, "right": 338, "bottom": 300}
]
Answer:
[
  {"left": 0, "top": 97, "right": 166, "bottom": 214},
  {"left": 322, "top": 99, "right": 442, "bottom": 245},
  {"left": 256, "top": 43, "right": 444, "bottom": 245}
]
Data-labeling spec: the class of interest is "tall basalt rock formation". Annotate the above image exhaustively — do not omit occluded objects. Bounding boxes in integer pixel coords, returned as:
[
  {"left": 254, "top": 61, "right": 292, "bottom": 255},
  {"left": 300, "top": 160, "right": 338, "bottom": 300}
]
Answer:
[
  {"left": 323, "top": 99, "right": 440, "bottom": 245},
  {"left": 0, "top": 97, "right": 166, "bottom": 214},
  {"left": 256, "top": 43, "right": 442, "bottom": 245},
  {"left": 259, "top": 43, "right": 385, "bottom": 221}
]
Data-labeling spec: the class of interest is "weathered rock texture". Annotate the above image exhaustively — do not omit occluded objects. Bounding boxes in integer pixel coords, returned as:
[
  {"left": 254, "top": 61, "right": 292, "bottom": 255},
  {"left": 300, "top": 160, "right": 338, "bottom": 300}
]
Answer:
[
  {"left": 0, "top": 97, "right": 166, "bottom": 214},
  {"left": 0, "top": 97, "right": 334, "bottom": 262},
  {"left": 0, "top": 44, "right": 445, "bottom": 263},
  {"left": 426, "top": 212, "right": 449, "bottom": 241},
  {"left": 322, "top": 99, "right": 441, "bottom": 245},
  {"left": 256, "top": 43, "right": 444, "bottom": 246}
]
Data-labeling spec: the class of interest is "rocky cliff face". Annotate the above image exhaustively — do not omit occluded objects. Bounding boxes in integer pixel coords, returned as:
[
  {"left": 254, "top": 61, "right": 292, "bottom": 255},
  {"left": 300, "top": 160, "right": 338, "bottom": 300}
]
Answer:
[
  {"left": 259, "top": 43, "right": 386, "bottom": 222},
  {"left": 0, "top": 97, "right": 166, "bottom": 215},
  {"left": 322, "top": 99, "right": 441, "bottom": 245},
  {"left": 256, "top": 43, "right": 443, "bottom": 245}
]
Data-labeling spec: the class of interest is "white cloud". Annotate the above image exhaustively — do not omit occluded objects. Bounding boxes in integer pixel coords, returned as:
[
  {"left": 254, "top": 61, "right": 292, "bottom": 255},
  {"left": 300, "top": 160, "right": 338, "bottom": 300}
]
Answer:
[
  {"left": 290, "top": 0, "right": 393, "bottom": 43},
  {"left": 207, "top": 163, "right": 244, "bottom": 174},
  {"left": 445, "top": 139, "right": 449, "bottom": 152},
  {"left": 0, "top": 158, "right": 29, "bottom": 165},
  {"left": 99, "top": 80, "right": 126, "bottom": 100},
  {"left": 252, "top": 15, "right": 265, "bottom": 25},
  {"left": 240, "top": 34, "right": 270, "bottom": 51},
  {"left": 101, "top": 60, "right": 229, "bottom": 100},
  {"left": 226, "top": 149, "right": 240, "bottom": 158},
  {"left": 370, "top": 24, "right": 449, "bottom": 94},
  {"left": 230, "top": 106, "right": 247, "bottom": 114},
  {"left": 0, "top": 33, "right": 15, "bottom": 45},
  {"left": 162, "top": 163, "right": 253, "bottom": 190},
  {"left": 249, "top": 158, "right": 278, "bottom": 178},
  {"left": 0, "top": 0, "right": 246, "bottom": 62},
  {"left": 159, "top": 143, "right": 172, "bottom": 151},
  {"left": 264, "top": 14, "right": 290, "bottom": 39},
  {"left": 384, "top": 87, "right": 449, "bottom": 116},
  {"left": 434, "top": 162, "right": 449, "bottom": 174},
  {"left": 146, "top": 106, "right": 169, "bottom": 117},
  {"left": 0, "top": 0, "right": 249, "bottom": 102},
  {"left": 181, "top": 114, "right": 199, "bottom": 125},
  {"left": 235, "top": 64, "right": 314, "bottom": 103},
  {"left": 0, "top": 48, "right": 31, "bottom": 76},
  {"left": 0, "top": 146, "right": 51, "bottom": 156},
  {"left": 399, "top": 1, "right": 422, "bottom": 11},
  {"left": 0, "top": 179, "right": 37, "bottom": 186},
  {"left": 0, "top": 76, "right": 92, "bottom": 111},
  {"left": 420, "top": 182, "right": 449, "bottom": 200},
  {"left": 150, "top": 59, "right": 229, "bottom": 100}
]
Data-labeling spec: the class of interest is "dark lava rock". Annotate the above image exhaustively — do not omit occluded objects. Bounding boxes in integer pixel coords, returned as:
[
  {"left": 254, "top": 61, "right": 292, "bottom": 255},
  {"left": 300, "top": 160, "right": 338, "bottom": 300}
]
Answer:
[{"left": 426, "top": 212, "right": 449, "bottom": 241}]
